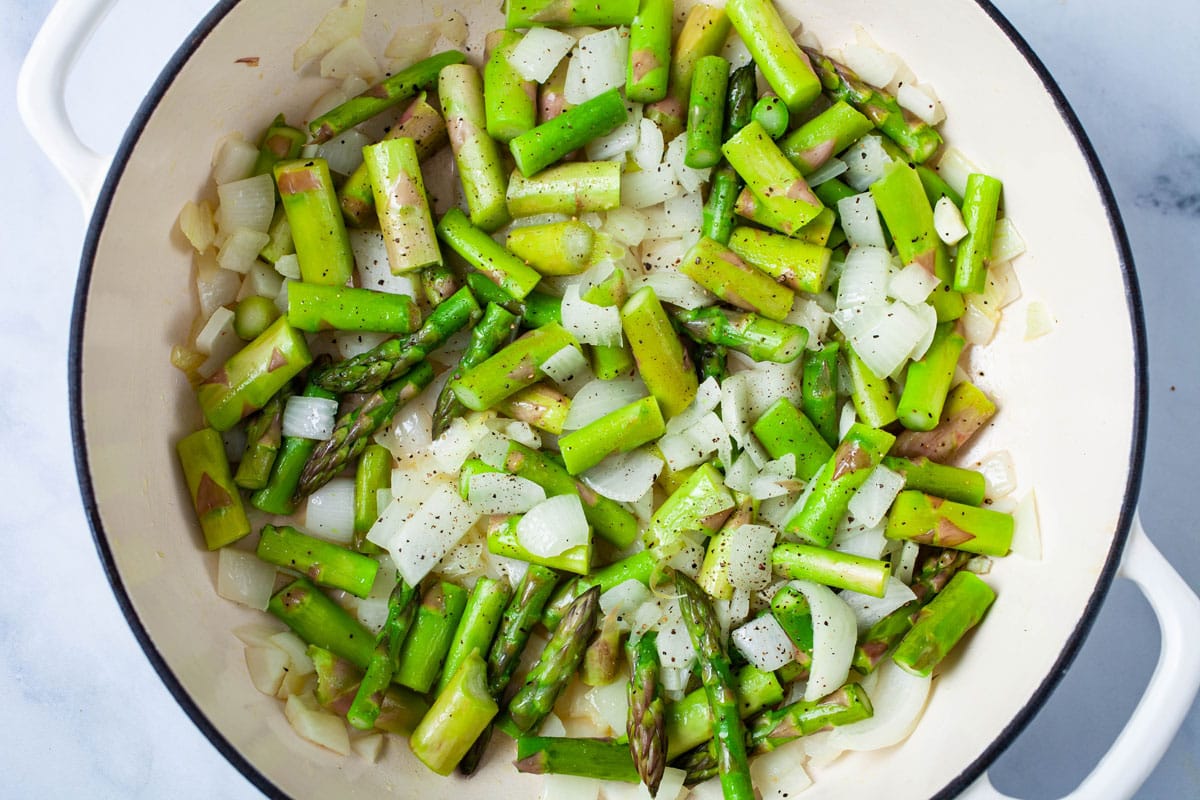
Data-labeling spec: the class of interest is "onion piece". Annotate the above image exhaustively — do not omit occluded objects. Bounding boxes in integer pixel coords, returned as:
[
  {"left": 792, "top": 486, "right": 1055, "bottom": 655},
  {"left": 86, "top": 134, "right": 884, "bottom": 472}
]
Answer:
[
  {"left": 907, "top": 300, "right": 940, "bottom": 361},
  {"left": 518, "top": 494, "right": 589, "bottom": 557},
  {"left": 216, "top": 173, "right": 276, "bottom": 233},
  {"left": 805, "top": 156, "right": 848, "bottom": 188},
  {"left": 212, "top": 135, "right": 259, "bottom": 185},
  {"left": 788, "top": 580, "right": 857, "bottom": 701},
  {"left": 889, "top": 262, "right": 941, "bottom": 304},
  {"left": 274, "top": 253, "right": 301, "bottom": 280},
  {"left": 352, "top": 733, "right": 383, "bottom": 763},
  {"left": 561, "top": 284, "right": 623, "bottom": 346},
  {"left": 666, "top": 132, "right": 711, "bottom": 193},
  {"left": 216, "top": 228, "right": 271, "bottom": 274},
  {"left": 622, "top": 164, "right": 682, "bottom": 209},
  {"left": 935, "top": 146, "right": 981, "bottom": 198},
  {"left": 304, "top": 477, "right": 356, "bottom": 544},
  {"left": 726, "top": 524, "right": 777, "bottom": 592},
  {"left": 654, "top": 600, "right": 697, "bottom": 672},
  {"left": 217, "top": 548, "right": 277, "bottom": 611},
  {"left": 749, "top": 454, "right": 797, "bottom": 500},
  {"left": 562, "top": 375, "right": 647, "bottom": 431},
  {"left": 828, "top": 659, "right": 932, "bottom": 752},
  {"left": 349, "top": 229, "right": 419, "bottom": 295},
  {"left": 750, "top": 739, "right": 813, "bottom": 799},
  {"left": 603, "top": 205, "right": 650, "bottom": 247},
  {"left": 847, "top": 464, "right": 905, "bottom": 528},
  {"left": 841, "top": 576, "right": 917, "bottom": 633},
  {"left": 841, "top": 135, "right": 893, "bottom": 191},
  {"left": 315, "top": 128, "right": 372, "bottom": 176},
  {"left": 585, "top": 101, "right": 642, "bottom": 162},
  {"left": 467, "top": 472, "right": 547, "bottom": 515},
  {"left": 831, "top": 518, "right": 888, "bottom": 560},
  {"left": 991, "top": 217, "right": 1027, "bottom": 262},
  {"left": 894, "top": 540, "right": 921, "bottom": 584},
  {"left": 723, "top": 450, "right": 758, "bottom": 494},
  {"left": 836, "top": 245, "right": 891, "bottom": 308},
  {"left": 842, "top": 36, "right": 901, "bottom": 88},
  {"left": 933, "top": 196, "right": 969, "bottom": 245},
  {"left": 896, "top": 82, "right": 945, "bottom": 125},
  {"left": 285, "top": 693, "right": 351, "bottom": 755},
  {"left": 565, "top": 28, "right": 628, "bottom": 104},
  {"left": 293, "top": 0, "right": 365, "bottom": 70},
  {"left": 664, "top": 377, "right": 721, "bottom": 436},
  {"left": 378, "top": 483, "right": 479, "bottom": 585},
  {"left": 195, "top": 306, "right": 236, "bottom": 355},
  {"left": 245, "top": 645, "right": 290, "bottom": 696},
  {"left": 508, "top": 26, "right": 576, "bottom": 83},
  {"left": 600, "top": 579, "right": 654, "bottom": 632},
  {"left": 633, "top": 117, "right": 665, "bottom": 171},
  {"left": 268, "top": 631, "right": 316, "bottom": 677},
  {"left": 179, "top": 200, "right": 217, "bottom": 253},
  {"left": 541, "top": 345, "right": 594, "bottom": 395},
  {"left": 320, "top": 36, "right": 380, "bottom": 83},
  {"left": 283, "top": 395, "right": 339, "bottom": 440},
  {"left": 1011, "top": 490, "right": 1043, "bottom": 560},
  {"left": 977, "top": 450, "right": 1017, "bottom": 500},
  {"left": 537, "top": 773, "right": 601, "bottom": 800},
  {"left": 581, "top": 448, "right": 663, "bottom": 503},
  {"left": 731, "top": 613, "right": 797, "bottom": 671},
  {"left": 836, "top": 193, "right": 887, "bottom": 249}
]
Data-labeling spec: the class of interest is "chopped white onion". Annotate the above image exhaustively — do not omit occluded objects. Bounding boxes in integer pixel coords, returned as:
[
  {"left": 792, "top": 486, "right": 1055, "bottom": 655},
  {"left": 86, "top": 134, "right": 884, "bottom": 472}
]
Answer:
[
  {"left": 977, "top": 451, "right": 1018, "bottom": 500},
  {"left": 216, "top": 173, "right": 275, "bottom": 233},
  {"left": 622, "top": 164, "right": 682, "bottom": 209},
  {"left": 316, "top": 128, "right": 372, "bottom": 176},
  {"left": 562, "top": 375, "right": 648, "bottom": 430},
  {"left": 991, "top": 217, "right": 1027, "bottom": 262},
  {"left": 664, "top": 377, "right": 721, "bottom": 435},
  {"left": 377, "top": 483, "right": 479, "bottom": 585},
  {"left": 750, "top": 739, "right": 814, "bottom": 799},
  {"left": 848, "top": 464, "right": 906, "bottom": 528},
  {"left": 889, "top": 262, "right": 941, "bottom": 304},
  {"left": 666, "top": 132, "right": 711, "bottom": 193},
  {"left": 894, "top": 540, "right": 921, "bottom": 584},
  {"left": 836, "top": 193, "right": 887, "bottom": 249},
  {"left": 896, "top": 82, "right": 945, "bottom": 125},
  {"left": 633, "top": 117, "right": 665, "bottom": 171},
  {"left": 268, "top": 631, "right": 315, "bottom": 677},
  {"left": 350, "top": 229, "right": 419, "bottom": 295},
  {"left": 604, "top": 205, "right": 650, "bottom": 247},
  {"left": 788, "top": 580, "right": 857, "bottom": 701},
  {"left": 654, "top": 600, "right": 697, "bottom": 671},
  {"left": 541, "top": 345, "right": 593, "bottom": 395},
  {"left": 907, "top": 300, "right": 940, "bottom": 361},
  {"left": 194, "top": 306, "right": 236, "bottom": 355},
  {"left": 934, "top": 195, "right": 969, "bottom": 245},
  {"left": 245, "top": 645, "right": 290, "bottom": 696},
  {"left": 829, "top": 659, "right": 932, "bottom": 751},
  {"left": 304, "top": 477, "right": 356, "bottom": 544},
  {"left": 179, "top": 200, "right": 216, "bottom": 253},
  {"left": 837, "top": 245, "right": 892, "bottom": 308},
  {"left": 468, "top": 472, "right": 547, "bottom": 514},
  {"left": 508, "top": 27, "right": 575, "bottom": 82},
  {"left": 561, "top": 284, "right": 623, "bottom": 346},
  {"left": 565, "top": 28, "right": 628, "bottom": 104},
  {"left": 729, "top": 587, "right": 751, "bottom": 626},
  {"left": 585, "top": 675, "right": 630, "bottom": 736},
  {"left": 274, "top": 253, "right": 301, "bottom": 280},
  {"left": 293, "top": 0, "right": 364, "bottom": 70},
  {"left": 485, "top": 417, "right": 542, "bottom": 451},
  {"left": 961, "top": 300, "right": 998, "bottom": 346},
  {"left": 1011, "top": 490, "right": 1043, "bottom": 560},
  {"left": 732, "top": 613, "right": 797, "bottom": 671},
  {"left": 805, "top": 156, "right": 848, "bottom": 187},
  {"left": 601, "top": 580, "right": 654, "bottom": 632},
  {"left": 285, "top": 693, "right": 351, "bottom": 755},
  {"left": 537, "top": 773, "right": 600, "bottom": 800},
  {"left": 217, "top": 548, "right": 277, "bottom": 610},
  {"left": 216, "top": 228, "right": 271, "bottom": 274},
  {"left": 685, "top": 411, "right": 732, "bottom": 467},
  {"left": 841, "top": 576, "right": 917, "bottom": 633},
  {"left": 334, "top": 330, "right": 390, "bottom": 360},
  {"left": 585, "top": 101, "right": 642, "bottom": 161},
  {"left": 1026, "top": 301, "right": 1055, "bottom": 340},
  {"left": 518, "top": 494, "right": 589, "bottom": 557},
  {"left": 726, "top": 525, "right": 778, "bottom": 592},
  {"left": 842, "top": 135, "right": 893, "bottom": 191},
  {"left": 786, "top": 295, "right": 834, "bottom": 343},
  {"left": 749, "top": 454, "right": 798, "bottom": 500},
  {"left": 723, "top": 450, "right": 758, "bottom": 494},
  {"left": 666, "top": 536, "right": 705, "bottom": 577},
  {"left": 382, "top": 22, "right": 439, "bottom": 65},
  {"left": 319, "top": 37, "right": 380, "bottom": 83},
  {"left": 720, "top": 373, "right": 769, "bottom": 467},
  {"left": 283, "top": 395, "right": 339, "bottom": 440},
  {"left": 352, "top": 733, "right": 383, "bottom": 763},
  {"left": 581, "top": 448, "right": 663, "bottom": 503},
  {"left": 835, "top": 301, "right": 928, "bottom": 379},
  {"left": 643, "top": 193, "right": 704, "bottom": 241},
  {"left": 636, "top": 262, "right": 714, "bottom": 310},
  {"left": 236, "top": 261, "right": 284, "bottom": 302},
  {"left": 212, "top": 135, "right": 259, "bottom": 185},
  {"left": 935, "top": 147, "right": 981, "bottom": 198},
  {"left": 842, "top": 37, "right": 901, "bottom": 88}
]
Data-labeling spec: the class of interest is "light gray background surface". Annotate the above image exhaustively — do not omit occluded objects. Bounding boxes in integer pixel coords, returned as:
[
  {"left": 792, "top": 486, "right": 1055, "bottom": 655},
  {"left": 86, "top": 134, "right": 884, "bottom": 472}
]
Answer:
[{"left": 2, "top": 0, "right": 1196, "bottom": 797}]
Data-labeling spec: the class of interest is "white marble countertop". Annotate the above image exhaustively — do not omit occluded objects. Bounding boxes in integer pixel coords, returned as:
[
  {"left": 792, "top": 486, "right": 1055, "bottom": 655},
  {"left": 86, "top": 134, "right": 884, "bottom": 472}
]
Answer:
[{"left": 3, "top": 0, "right": 1196, "bottom": 797}]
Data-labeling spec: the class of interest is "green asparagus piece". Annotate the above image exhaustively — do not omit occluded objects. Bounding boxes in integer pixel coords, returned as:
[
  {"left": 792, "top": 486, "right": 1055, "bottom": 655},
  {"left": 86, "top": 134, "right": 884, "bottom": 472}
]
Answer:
[
  {"left": 727, "top": 226, "right": 832, "bottom": 294},
  {"left": 268, "top": 578, "right": 375, "bottom": 669},
  {"left": 727, "top": 0, "right": 821, "bottom": 113},
  {"left": 234, "top": 387, "right": 288, "bottom": 490},
  {"left": 363, "top": 137, "right": 443, "bottom": 272},
  {"left": 628, "top": 632, "right": 668, "bottom": 794},
  {"left": 676, "top": 307, "right": 807, "bottom": 364},
  {"left": 582, "top": 267, "right": 637, "bottom": 379},
  {"left": 644, "top": 5, "right": 731, "bottom": 140},
  {"left": 249, "top": 375, "right": 335, "bottom": 515},
  {"left": 697, "top": 495, "right": 755, "bottom": 600},
  {"left": 515, "top": 736, "right": 640, "bottom": 782},
  {"left": 772, "top": 543, "right": 892, "bottom": 597},
  {"left": 465, "top": 270, "right": 525, "bottom": 316},
  {"left": 751, "top": 95, "right": 790, "bottom": 140},
  {"left": 484, "top": 30, "right": 537, "bottom": 144},
  {"left": 490, "top": 566, "right": 561, "bottom": 694},
  {"left": 898, "top": 323, "right": 967, "bottom": 431},
  {"left": 665, "top": 665, "right": 783, "bottom": 759},
  {"left": 783, "top": 422, "right": 896, "bottom": 548},
  {"left": 892, "top": 380, "right": 996, "bottom": 462},
  {"left": 845, "top": 341, "right": 900, "bottom": 428},
  {"left": 313, "top": 286, "right": 480, "bottom": 393},
  {"left": 177, "top": 428, "right": 251, "bottom": 549},
  {"left": 882, "top": 456, "right": 986, "bottom": 506},
  {"left": 438, "top": 577, "right": 513, "bottom": 695},
  {"left": 496, "top": 383, "right": 572, "bottom": 435},
  {"left": 256, "top": 524, "right": 379, "bottom": 597},
  {"left": 252, "top": 113, "right": 305, "bottom": 178},
  {"left": 954, "top": 174, "right": 1005, "bottom": 293},
  {"left": 559, "top": 395, "right": 666, "bottom": 475},
  {"left": 644, "top": 463, "right": 735, "bottom": 558},
  {"left": 439, "top": 211, "right": 545, "bottom": 303},
  {"left": 506, "top": 0, "right": 638, "bottom": 27},
  {"left": 309, "top": 646, "right": 428, "bottom": 733},
  {"left": 524, "top": 290, "right": 564, "bottom": 327},
  {"left": 309, "top": 50, "right": 466, "bottom": 142},
  {"left": 697, "top": 343, "right": 727, "bottom": 383},
  {"left": 621, "top": 286, "right": 700, "bottom": 418},
  {"left": 339, "top": 92, "right": 448, "bottom": 226},
  {"left": 233, "top": 295, "right": 280, "bottom": 341},
  {"left": 892, "top": 571, "right": 996, "bottom": 677},
  {"left": 421, "top": 264, "right": 462, "bottom": 307},
  {"left": 486, "top": 514, "right": 592, "bottom": 574},
  {"left": 197, "top": 316, "right": 312, "bottom": 432},
  {"left": 733, "top": 186, "right": 835, "bottom": 240},
  {"left": 543, "top": 550, "right": 656, "bottom": 629},
  {"left": 508, "top": 585, "right": 601, "bottom": 733},
  {"left": 507, "top": 161, "right": 622, "bottom": 217},
  {"left": 679, "top": 236, "right": 795, "bottom": 322},
  {"left": 410, "top": 649, "right": 500, "bottom": 775},
  {"left": 296, "top": 361, "right": 435, "bottom": 499},
  {"left": 770, "top": 585, "right": 814, "bottom": 672},
  {"left": 287, "top": 282, "right": 422, "bottom": 334},
  {"left": 723, "top": 121, "right": 825, "bottom": 234},
  {"left": 752, "top": 397, "right": 833, "bottom": 480},
  {"left": 510, "top": 88, "right": 629, "bottom": 177},
  {"left": 702, "top": 164, "right": 743, "bottom": 245},
  {"left": 434, "top": 302, "right": 520, "bottom": 438},
  {"left": 803, "top": 46, "right": 943, "bottom": 164},
  {"left": 626, "top": 0, "right": 673, "bottom": 103},
  {"left": 451, "top": 322, "right": 580, "bottom": 411},
  {"left": 685, "top": 55, "right": 730, "bottom": 169},
  {"left": 583, "top": 611, "right": 623, "bottom": 686},
  {"left": 886, "top": 491, "right": 1014, "bottom": 556},
  {"left": 723, "top": 63, "right": 757, "bottom": 137},
  {"left": 506, "top": 220, "right": 595, "bottom": 277},
  {"left": 258, "top": 207, "right": 294, "bottom": 263},
  {"left": 675, "top": 573, "right": 754, "bottom": 800},
  {"left": 440, "top": 64, "right": 512, "bottom": 232},
  {"left": 347, "top": 578, "right": 418, "bottom": 730},
  {"left": 917, "top": 165, "right": 964, "bottom": 209},
  {"left": 539, "top": 59, "right": 572, "bottom": 124},
  {"left": 395, "top": 581, "right": 470, "bottom": 693},
  {"left": 781, "top": 100, "right": 875, "bottom": 175},
  {"left": 274, "top": 158, "right": 354, "bottom": 286},
  {"left": 801, "top": 343, "right": 840, "bottom": 448},
  {"left": 353, "top": 444, "right": 391, "bottom": 545}
]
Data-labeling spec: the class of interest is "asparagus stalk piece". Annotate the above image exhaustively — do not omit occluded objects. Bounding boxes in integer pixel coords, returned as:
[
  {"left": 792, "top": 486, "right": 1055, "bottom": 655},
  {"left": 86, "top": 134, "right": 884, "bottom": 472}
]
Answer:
[
  {"left": 309, "top": 50, "right": 466, "bottom": 142},
  {"left": 363, "top": 137, "right": 443, "bottom": 272},
  {"left": 781, "top": 100, "right": 875, "bottom": 174},
  {"left": 892, "top": 571, "right": 996, "bottom": 677},
  {"left": 353, "top": 444, "right": 391, "bottom": 545},
  {"left": 770, "top": 584, "right": 814, "bottom": 675},
  {"left": 621, "top": 286, "right": 700, "bottom": 418},
  {"left": 484, "top": 30, "right": 538, "bottom": 143},
  {"left": 697, "top": 343, "right": 727, "bottom": 384},
  {"left": 434, "top": 302, "right": 520, "bottom": 438},
  {"left": 892, "top": 380, "right": 996, "bottom": 462},
  {"left": 274, "top": 158, "right": 354, "bottom": 286},
  {"left": 644, "top": 4, "right": 731, "bottom": 139},
  {"left": 309, "top": 645, "right": 430, "bottom": 735},
  {"left": 772, "top": 543, "right": 892, "bottom": 597},
  {"left": 268, "top": 578, "right": 376, "bottom": 669},
  {"left": 685, "top": 55, "right": 730, "bottom": 169},
  {"left": 258, "top": 207, "right": 294, "bottom": 264},
  {"left": 543, "top": 550, "right": 656, "bottom": 630},
  {"left": 256, "top": 524, "right": 380, "bottom": 597},
  {"left": 644, "top": 463, "right": 735, "bottom": 558},
  {"left": 234, "top": 387, "right": 288, "bottom": 490},
  {"left": 249, "top": 374, "right": 335, "bottom": 515},
  {"left": 801, "top": 343, "right": 840, "bottom": 448},
  {"left": 437, "top": 208, "right": 544, "bottom": 302},
  {"left": 508, "top": 585, "right": 601, "bottom": 733},
  {"left": 679, "top": 236, "right": 795, "bottom": 322},
  {"left": 733, "top": 187, "right": 837, "bottom": 241},
  {"left": 675, "top": 573, "right": 754, "bottom": 800},
  {"left": 558, "top": 395, "right": 666, "bottom": 475},
  {"left": 845, "top": 341, "right": 900, "bottom": 429},
  {"left": 665, "top": 665, "right": 783, "bottom": 759},
  {"left": 233, "top": 295, "right": 280, "bottom": 342},
  {"left": 727, "top": 0, "right": 821, "bottom": 114},
  {"left": 197, "top": 316, "right": 312, "bottom": 432},
  {"left": 510, "top": 88, "right": 629, "bottom": 177},
  {"left": 506, "top": 0, "right": 639, "bottom": 27},
  {"left": 339, "top": 91, "right": 448, "bottom": 226},
  {"left": 515, "top": 736, "right": 640, "bottom": 782},
  {"left": 496, "top": 383, "right": 572, "bottom": 435},
  {"left": 751, "top": 95, "right": 789, "bottom": 139},
  {"left": 676, "top": 307, "right": 807, "bottom": 364},
  {"left": 538, "top": 59, "right": 572, "bottom": 123},
  {"left": 486, "top": 513, "right": 592, "bottom": 574},
  {"left": 506, "top": 220, "right": 595, "bottom": 277},
  {"left": 440, "top": 64, "right": 512, "bottom": 232},
  {"left": 882, "top": 456, "right": 986, "bottom": 506},
  {"left": 702, "top": 165, "right": 743, "bottom": 245},
  {"left": 697, "top": 495, "right": 755, "bottom": 600},
  {"left": 583, "top": 268, "right": 637, "bottom": 379},
  {"left": 296, "top": 361, "right": 435, "bottom": 499},
  {"left": 627, "top": 631, "right": 668, "bottom": 794},
  {"left": 451, "top": 322, "right": 580, "bottom": 411},
  {"left": 252, "top": 113, "right": 305, "bottom": 178},
  {"left": 802, "top": 46, "right": 943, "bottom": 164},
  {"left": 886, "top": 491, "right": 1014, "bottom": 556},
  {"left": 286, "top": 282, "right": 422, "bottom": 334},
  {"left": 954, "top": 174, "right": 1005, "bottom": 293},
  {"left": 177, "top": 428, "right": 251, "bottom": 549},
  {"left": 422, "top": 264, "right": 462, "bottom": 307},
  {"left": 313, "top": 286, "right": 481, "bottom": 393},
  {"left": 395, "top": 581, "right": 470, "bottom": 693},
  {"left": 583, "top": 610, "right": 623, "bottom": 686},
  {"left": 507, "top": 161, "right": 623, "bottom": 217},
  {"left": 898, "top": 323, "right": 967, "bottom": 431},
  {"left": 466, "top": 270, "right": 525, "bottom": 316},
  {"left": 723, "top": 121, "right": 824, "bottom": 234},
  {"left": 347, "top": 578, "right": 418, "bottom": 730},
  {"left": 524, "top": 290, "right": 565, "bottom": 327},
  {"left": 490, "top": 566, "right": 562, "bottom": 694},
  {"left": 439, "top": 577, "right": 513, "bottom": 696},
  {"left": 626, "top": 0, "right": 673, "bottom": 103},
  {"left": 917, "top": 165, "right": 964, "bottom": 208},
  {"left": 783, "top": 422, "right": 896, "bottom": 547},
  {"left": 726, "top": 226, "right": 832, "bottom": 295},
  {"left": 410, "top": 650, "right": 500, "bottom": 775},
  {"left": 751, "top": 397, "right": 834, "bottom": 480}
]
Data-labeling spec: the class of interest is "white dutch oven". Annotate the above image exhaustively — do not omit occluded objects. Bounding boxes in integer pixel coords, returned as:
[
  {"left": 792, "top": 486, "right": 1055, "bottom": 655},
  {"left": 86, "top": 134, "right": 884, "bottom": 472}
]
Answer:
[{"left": 18, "top": 0, "right": 1200, "bottom": 798}]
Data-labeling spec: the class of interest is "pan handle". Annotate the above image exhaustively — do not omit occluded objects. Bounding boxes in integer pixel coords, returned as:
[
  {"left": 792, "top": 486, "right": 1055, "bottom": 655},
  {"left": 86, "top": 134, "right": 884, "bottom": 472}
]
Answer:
[
  {"left": 16, "top": 0, "right": 118, "bottom": 212},
  {"left": 959, "top": 513, "right": 1200, "bottom": 800}
]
